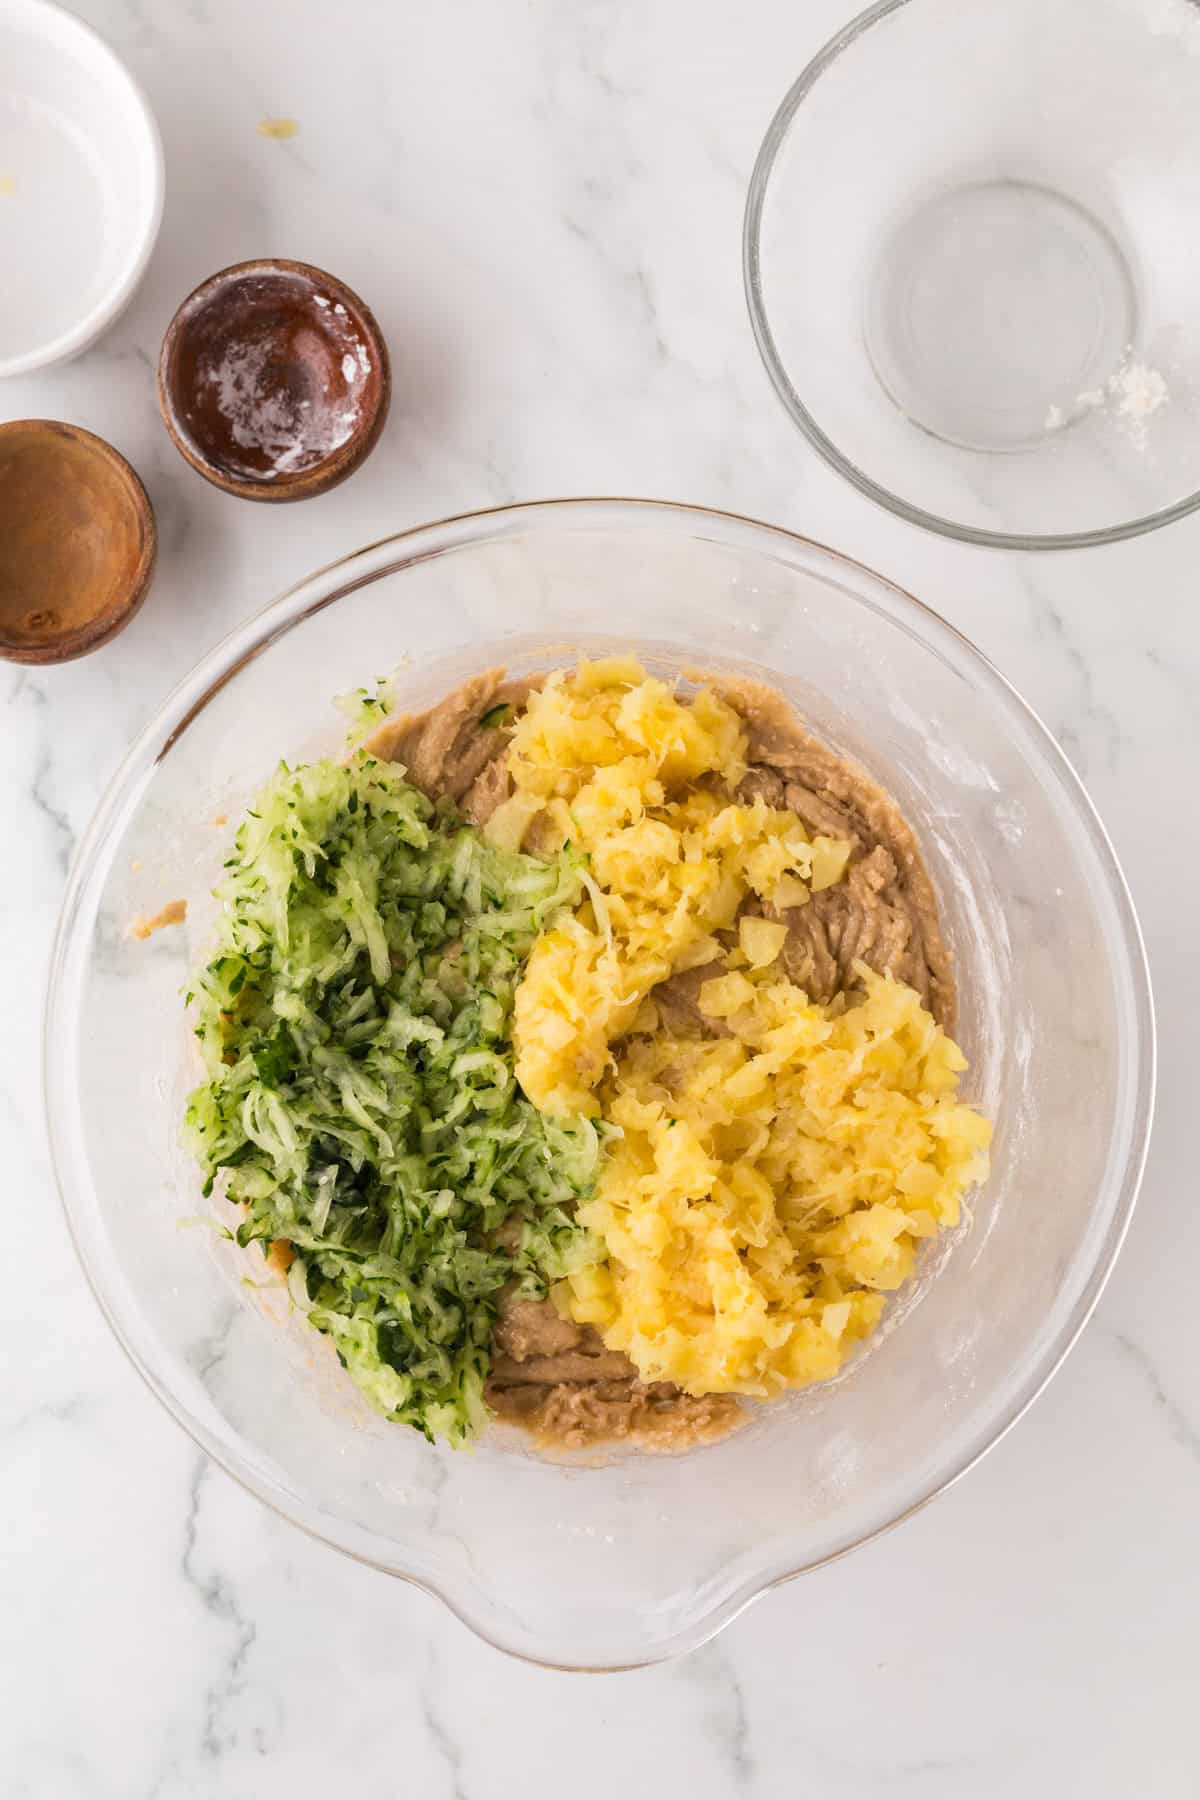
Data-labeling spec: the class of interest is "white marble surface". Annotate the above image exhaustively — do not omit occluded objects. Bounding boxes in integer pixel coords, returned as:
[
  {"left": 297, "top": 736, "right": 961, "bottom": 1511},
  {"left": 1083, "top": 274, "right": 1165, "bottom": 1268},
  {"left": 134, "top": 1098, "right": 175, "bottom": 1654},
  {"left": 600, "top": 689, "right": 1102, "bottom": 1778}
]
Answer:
[{"left": 3, "top": 1, "right": 1198, "bottom": 1794}]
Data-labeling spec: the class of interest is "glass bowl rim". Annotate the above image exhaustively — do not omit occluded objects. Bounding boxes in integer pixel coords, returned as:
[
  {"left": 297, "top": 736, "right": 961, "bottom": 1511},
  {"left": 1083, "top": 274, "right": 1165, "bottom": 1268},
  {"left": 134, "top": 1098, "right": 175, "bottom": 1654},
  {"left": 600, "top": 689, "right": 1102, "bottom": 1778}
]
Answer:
[
  {"left": 43, "top": 496, "right": 1157, "bottom": 1668},
  {"left": 742, "top": 0, "right": 1200, "bottom": 552}
]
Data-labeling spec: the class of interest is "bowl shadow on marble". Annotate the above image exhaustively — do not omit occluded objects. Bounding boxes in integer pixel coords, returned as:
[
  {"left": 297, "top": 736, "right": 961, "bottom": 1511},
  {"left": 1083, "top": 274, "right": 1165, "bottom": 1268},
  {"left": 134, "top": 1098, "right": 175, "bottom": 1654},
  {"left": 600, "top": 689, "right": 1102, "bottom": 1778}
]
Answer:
[{"left": 44, "top": 500, "right": 1155, "bottom": 1669}]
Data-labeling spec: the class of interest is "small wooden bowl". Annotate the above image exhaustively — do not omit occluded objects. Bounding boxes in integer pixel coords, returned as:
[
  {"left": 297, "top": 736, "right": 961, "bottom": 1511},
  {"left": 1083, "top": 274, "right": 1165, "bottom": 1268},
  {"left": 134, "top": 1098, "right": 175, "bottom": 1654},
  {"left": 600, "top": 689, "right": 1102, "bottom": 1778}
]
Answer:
[
  {"left": 0, "top": 420, "right": 157, "bottom": 665},
  {"left": 157, "top": 259, "right": 391, "bottom": 502}
]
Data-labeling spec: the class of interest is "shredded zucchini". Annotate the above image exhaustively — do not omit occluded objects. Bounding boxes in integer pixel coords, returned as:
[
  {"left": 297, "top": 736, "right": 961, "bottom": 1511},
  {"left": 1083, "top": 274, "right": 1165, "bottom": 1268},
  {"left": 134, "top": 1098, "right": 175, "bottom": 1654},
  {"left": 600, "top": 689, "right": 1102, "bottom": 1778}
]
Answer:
[
  {"left": 184, "top": 753, "right": 600, "bottom": 1445},
  {"left": 333, "top": 676, "right": 398, "bottom": 746}
]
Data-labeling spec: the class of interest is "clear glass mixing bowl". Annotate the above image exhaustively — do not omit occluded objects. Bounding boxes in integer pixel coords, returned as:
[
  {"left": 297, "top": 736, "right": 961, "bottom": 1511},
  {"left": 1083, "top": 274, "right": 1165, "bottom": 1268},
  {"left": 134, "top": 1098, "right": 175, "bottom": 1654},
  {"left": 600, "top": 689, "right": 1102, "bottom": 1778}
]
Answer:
[
  {"left": 745, "top": 0, "right": 1200, "bottom": 548},
  {"left": 45, "top": 500, "right": 1154, "bottom": 1669}
]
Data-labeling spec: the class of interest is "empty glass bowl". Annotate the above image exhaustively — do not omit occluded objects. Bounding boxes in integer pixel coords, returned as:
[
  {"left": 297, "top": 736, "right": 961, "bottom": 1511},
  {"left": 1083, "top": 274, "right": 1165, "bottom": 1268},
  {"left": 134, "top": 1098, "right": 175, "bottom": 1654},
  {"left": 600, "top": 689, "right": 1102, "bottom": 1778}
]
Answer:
[
  {"left": 45, "top": 501, "right": 1154, "bottom": 1668},
  {"left": 745, "top": 0, "right": 1200, "bottom": 547}
]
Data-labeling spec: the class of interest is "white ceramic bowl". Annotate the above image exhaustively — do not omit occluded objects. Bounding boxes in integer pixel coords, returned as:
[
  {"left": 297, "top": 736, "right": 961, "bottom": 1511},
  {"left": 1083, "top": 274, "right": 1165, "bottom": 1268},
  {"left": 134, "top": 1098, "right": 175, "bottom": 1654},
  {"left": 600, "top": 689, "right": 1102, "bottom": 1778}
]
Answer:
[{"left": 0, "top": 0, "right": 163, "bottom": 377}]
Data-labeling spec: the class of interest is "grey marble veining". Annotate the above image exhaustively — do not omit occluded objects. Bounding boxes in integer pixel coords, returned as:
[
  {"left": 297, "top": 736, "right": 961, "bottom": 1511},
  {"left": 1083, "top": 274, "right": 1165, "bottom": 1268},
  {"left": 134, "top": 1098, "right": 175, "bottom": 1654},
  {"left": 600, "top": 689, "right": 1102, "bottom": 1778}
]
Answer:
[{"left": 3, "top": 1, "right": 1198, "bottom": 1795}]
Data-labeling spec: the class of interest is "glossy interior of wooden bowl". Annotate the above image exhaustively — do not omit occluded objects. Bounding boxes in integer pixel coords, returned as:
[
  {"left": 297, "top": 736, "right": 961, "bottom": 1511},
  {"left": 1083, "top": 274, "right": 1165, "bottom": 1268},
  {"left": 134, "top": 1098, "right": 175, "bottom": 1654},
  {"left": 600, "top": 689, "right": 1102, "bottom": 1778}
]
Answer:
[
  {"left": 157, "top": 259, "right": 390, "bottom": 502},
  {"left": 0, "top": 420, "right": 156, "bottom": 664}
]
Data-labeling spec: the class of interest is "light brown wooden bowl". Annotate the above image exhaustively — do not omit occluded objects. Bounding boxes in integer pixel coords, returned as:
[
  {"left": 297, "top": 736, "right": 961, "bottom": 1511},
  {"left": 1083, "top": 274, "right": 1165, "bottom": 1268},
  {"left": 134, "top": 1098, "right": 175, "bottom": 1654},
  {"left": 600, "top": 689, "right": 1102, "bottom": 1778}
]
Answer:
[
  {"left": 157, "top": 259, "right": 392, "bottom": 502},
  {"left": 0, "top": 420, "right": 157, "bottom": 665}
]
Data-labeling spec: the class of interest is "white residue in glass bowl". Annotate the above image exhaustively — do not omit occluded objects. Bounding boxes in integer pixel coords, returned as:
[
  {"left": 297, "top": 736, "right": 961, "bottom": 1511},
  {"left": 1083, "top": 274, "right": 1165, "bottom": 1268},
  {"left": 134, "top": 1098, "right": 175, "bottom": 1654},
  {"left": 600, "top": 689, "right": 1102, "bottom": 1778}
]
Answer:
[{"left": 1045, "top": 349, "right": 1170, "bottom": 449}]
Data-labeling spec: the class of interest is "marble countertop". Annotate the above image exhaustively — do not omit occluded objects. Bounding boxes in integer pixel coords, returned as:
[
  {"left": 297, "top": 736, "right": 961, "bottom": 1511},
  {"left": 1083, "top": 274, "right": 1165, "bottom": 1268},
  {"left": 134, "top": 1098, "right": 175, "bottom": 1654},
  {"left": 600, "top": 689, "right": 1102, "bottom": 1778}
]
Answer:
[{"left": 4, "top": 1, "right": 1198, "bottom": 1794}]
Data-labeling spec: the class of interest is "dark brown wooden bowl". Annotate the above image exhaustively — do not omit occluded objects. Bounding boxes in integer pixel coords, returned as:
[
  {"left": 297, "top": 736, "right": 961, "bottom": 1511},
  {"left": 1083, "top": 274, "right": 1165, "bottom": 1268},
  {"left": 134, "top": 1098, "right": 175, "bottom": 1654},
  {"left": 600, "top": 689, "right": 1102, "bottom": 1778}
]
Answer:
[
  {"left": 157, "top": 259, "right": 392, "bottom": 502},
  {"left": 0, "top": 420, "right": 157, "bottom": 665}
]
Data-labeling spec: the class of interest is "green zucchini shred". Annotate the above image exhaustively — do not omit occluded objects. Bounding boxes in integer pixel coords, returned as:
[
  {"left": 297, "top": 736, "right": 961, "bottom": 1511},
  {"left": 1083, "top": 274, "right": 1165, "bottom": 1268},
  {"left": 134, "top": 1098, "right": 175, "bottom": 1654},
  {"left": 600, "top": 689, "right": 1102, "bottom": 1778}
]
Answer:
[{"left": 184, "top": 753, "right": 601, "bottom": 1445}]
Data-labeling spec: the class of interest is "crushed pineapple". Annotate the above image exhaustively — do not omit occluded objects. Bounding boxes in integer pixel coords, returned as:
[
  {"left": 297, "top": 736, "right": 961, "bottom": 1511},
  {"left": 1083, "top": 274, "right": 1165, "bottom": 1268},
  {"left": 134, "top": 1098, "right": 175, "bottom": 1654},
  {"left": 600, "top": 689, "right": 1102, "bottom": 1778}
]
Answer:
[
  {"left": 505, "top": 657, "right": 990, "bottom": 1407},
  {"left": 558, "top": 968, "right": 992, "bottom": 1398},
  {"left": 507, "top": 659, "right": 851, "bottom": 1116},
  {"left": 738, "top": 915, "right": 789, "bottom": 969}
]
